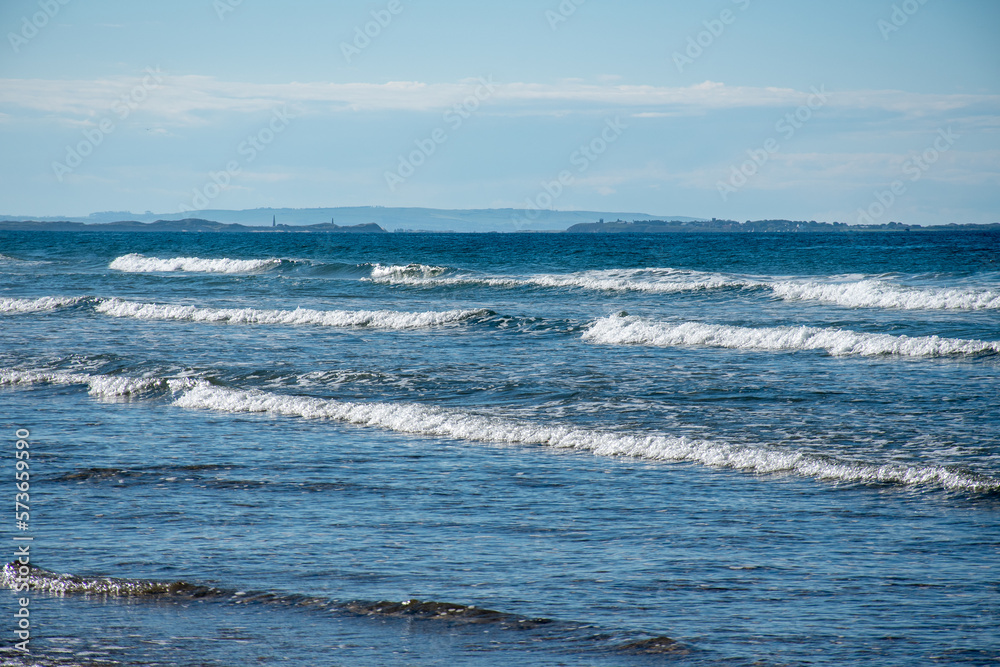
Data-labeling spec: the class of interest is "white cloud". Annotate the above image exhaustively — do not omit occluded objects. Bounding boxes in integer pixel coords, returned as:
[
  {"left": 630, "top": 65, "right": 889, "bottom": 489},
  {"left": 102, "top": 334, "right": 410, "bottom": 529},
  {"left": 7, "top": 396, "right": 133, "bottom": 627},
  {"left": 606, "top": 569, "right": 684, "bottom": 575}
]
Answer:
[{"left": 1, "top": 75, "right": 996, "bottom": 126}]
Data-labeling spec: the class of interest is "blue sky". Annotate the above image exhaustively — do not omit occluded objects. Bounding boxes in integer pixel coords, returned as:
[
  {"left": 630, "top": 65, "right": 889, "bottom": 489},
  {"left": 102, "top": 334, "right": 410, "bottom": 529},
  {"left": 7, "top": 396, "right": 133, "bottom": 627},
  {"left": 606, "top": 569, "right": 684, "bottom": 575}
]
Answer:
[{"left": 1, "top": 0, "right": 998, "bottom": 224}]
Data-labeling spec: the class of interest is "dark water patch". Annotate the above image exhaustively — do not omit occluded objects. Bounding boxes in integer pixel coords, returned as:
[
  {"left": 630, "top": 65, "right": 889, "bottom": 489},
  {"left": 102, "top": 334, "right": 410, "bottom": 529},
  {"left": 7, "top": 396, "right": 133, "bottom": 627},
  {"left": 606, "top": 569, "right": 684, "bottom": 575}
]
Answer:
[
  {"left": 3, "top": 563, "right": 694, "bottom": 657},
  {"left": 53, "top": 464, "right": 243, "bottom": 485},
  {"left": 617, "top": 636, "right": 690, "bottom": 655}
]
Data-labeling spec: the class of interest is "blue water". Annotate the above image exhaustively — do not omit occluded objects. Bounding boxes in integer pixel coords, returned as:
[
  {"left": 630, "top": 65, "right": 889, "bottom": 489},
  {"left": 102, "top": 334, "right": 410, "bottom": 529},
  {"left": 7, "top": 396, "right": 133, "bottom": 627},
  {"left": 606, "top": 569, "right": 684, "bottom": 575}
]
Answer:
[{"left": 1, "top": 230, "right": 999, "bottom": 665}]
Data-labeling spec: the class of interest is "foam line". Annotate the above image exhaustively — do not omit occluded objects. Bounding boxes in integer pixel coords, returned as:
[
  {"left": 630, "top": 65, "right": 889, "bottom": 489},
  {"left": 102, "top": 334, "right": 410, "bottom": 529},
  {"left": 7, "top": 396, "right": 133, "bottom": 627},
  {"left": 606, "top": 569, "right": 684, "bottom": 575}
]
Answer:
[
  {"left": 583, "top": 316, "right": 1000, "bottom": 357},
  {"left": 172, "top": 383, "right": 998, "bottom": 493},
  {"left": 369, "top": 263, "right": 449, "bottom": 279},
  {"left": 3, "top": 369, "right": 996, "bottom": 492},
  {"left": 771, "top": 279, "right": 1000, "bottom": 311},
  {"left": 366, "top": 264, "right": 1000, "bottom": 311},
  {"left": 94, "top": 298, "right": 491, "bottom": 329},
  {"left": 0, "top": 296, "right": 86, "bottom": 314},
  {"left": 368, "top": 267, "right": 756, "bottom": 293},
  {"left": 109, "top": 253, "right": 288, "bottom": 273},
  {"left": 0, "top": 369, "right": 197, "bottom": 398}
]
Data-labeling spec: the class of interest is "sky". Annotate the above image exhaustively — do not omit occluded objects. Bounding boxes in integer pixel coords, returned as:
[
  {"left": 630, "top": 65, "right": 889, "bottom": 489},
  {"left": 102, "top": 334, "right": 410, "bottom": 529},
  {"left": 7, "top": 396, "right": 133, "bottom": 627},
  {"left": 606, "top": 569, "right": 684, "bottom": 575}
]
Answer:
[{"left": 0, "top": 0, "right": 998, "bottom": 224}]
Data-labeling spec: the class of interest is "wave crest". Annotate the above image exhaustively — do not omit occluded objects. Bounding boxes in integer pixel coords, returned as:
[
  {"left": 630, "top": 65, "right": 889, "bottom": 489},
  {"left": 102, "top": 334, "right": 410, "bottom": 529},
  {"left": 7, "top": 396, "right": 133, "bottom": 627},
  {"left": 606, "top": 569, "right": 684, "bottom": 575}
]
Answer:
[
  {"left": 771, "top": 279, "right": 1000, "bottom": 310},
  {"left": 4, "top": 368, "right": 996, "bottom": 493},
  {"left": 369, "top": 263, "right": 448, "bottom": 279},
  {"left": 94, "top": 298, "right": 491, "bottom": 329},
  {"left": 0, "top": 296, "right": 86, "bottom": 314},
  {"left": 109, "top": 253, "right": 287, "bottom": 274},
  {"left": 368, "top": 267, "right": 755, "bottom": 293},
  {"left": 0, "top": 369, "right": 197, "bottom": 399},
  {"left": 583, "top": 316, "right": 1000, "bottom": 357},
  {"left": 173, "top": 382, "right": 999, "bottom": 493}
]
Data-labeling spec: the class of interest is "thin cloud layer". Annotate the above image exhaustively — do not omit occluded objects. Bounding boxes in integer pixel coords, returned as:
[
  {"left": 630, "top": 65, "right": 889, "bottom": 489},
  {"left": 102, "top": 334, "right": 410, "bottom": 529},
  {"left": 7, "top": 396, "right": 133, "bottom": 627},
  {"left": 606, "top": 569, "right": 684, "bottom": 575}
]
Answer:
[{"left": 2, "top": 75, "right": 996, "bottom": 126}]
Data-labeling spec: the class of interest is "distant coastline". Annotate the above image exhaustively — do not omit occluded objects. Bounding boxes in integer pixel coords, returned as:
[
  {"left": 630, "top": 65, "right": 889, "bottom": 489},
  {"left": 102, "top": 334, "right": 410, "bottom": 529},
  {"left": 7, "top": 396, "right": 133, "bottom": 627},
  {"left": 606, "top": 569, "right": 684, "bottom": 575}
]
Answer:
[
  {"left": 563, "top": 219, "right": 1000, "bottom": 233},
  {"left": 1, "top": 216, "right": 996, "bottom": 234},
  {"left": 0, "top": 219, "right": 388, "bottom": 233}
]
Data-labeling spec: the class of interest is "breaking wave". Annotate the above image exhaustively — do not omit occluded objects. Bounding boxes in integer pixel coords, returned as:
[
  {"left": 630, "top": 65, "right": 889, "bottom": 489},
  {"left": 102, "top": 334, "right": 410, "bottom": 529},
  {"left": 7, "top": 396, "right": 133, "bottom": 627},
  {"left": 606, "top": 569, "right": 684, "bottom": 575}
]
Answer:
[
  {"left": 367, "top": 264, "right": 1000, "bottom": 311},
  {"left": 109, "top": 253, "right": 293, "bottom": 274},
  {"left": 4, "top": 368, "right": 997, "bottom": 492},
  {"left": 368, "top": 267, "right": 757, "bottom": 293},
  {"left": 171, "top": 383, "right": 999, "bottom": 492},
  {"left": 0, "top": 369, "right": 197, "bottom": 399},
  {"left": 771, "top": 279, "right": 1000, "bottom": 311},
  {"left": 368, "top": 263, "right": 449, "bottom": 279},
  {"left": 94, "top": 298, "right": 491, "bottom": 329},
  {"left": 583, "top": 315, "right": 1000, "bottom": 357},
  {"left": 0, "top": 295, "right": 87, "bottom": 314}
]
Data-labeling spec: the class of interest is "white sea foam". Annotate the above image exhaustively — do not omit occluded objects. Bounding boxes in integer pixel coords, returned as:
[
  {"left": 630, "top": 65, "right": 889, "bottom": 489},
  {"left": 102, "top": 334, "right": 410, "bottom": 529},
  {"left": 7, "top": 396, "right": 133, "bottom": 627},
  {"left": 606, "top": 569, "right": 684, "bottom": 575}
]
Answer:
[
  {"left": 0, "top": 296, "right": 87, "bottom": 314},
  {"left": 171, "top": 383, "right": 999, "bottom": 493},
  {"left": 369, "top": 263, "right": 448, "bottom": 279},
  {"left": 368, "top": 267, "right": 757, "bottom": 293},
  {"left": 527, "top": 269, "right": 756, "bottom": 293},
  {"left": 0, "top": 369, "right": 194, "bottom": 398},
  {"left": 109, "top": 253, "right": 286, "bottom": 274},
  {"left": 771, "top": 279, "right": 1000, "bottom": 311},
  {"left": 2, "top": 367, "right": 995, "bottom": 492},
  {"left": 367, "top": 263, "right": 1000, "bottom": 311},
  {"left": 94, "top": 298, "right": 489, "bottom": 329},
  {"left": 583, "top": 316, "right": 1000, "bottom": 357}
]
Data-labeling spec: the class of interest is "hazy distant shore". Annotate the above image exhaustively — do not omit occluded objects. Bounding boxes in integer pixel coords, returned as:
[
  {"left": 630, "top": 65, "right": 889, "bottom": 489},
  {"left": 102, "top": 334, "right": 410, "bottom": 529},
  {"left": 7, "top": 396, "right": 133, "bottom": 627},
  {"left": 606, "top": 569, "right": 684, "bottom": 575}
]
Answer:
[{"left": 1, "top": 217, "right": 996, "bottom": 234}]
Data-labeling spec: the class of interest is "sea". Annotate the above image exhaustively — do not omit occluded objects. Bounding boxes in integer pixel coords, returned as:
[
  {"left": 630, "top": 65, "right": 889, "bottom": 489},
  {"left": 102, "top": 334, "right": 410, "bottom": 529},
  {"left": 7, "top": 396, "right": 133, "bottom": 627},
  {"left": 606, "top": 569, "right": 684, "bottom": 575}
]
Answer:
[{"left": 1, "top": 229, "right": 998, "bottom": 666}]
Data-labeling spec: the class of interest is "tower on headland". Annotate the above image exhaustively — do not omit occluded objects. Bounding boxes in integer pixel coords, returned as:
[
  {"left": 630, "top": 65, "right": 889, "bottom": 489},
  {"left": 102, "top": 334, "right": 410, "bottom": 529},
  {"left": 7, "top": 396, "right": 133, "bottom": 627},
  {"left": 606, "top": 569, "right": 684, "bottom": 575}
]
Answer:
[{"left": 272, "top": 215, "right": 276, "bottom": 227}]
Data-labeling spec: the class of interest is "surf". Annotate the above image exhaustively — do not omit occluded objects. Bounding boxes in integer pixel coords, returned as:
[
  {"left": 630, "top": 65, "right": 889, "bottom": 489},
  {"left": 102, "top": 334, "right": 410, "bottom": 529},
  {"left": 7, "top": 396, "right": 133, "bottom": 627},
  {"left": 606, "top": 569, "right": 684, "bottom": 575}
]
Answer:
[{"left": 583, "top": 315, "right": 1000, "bottom": 357}]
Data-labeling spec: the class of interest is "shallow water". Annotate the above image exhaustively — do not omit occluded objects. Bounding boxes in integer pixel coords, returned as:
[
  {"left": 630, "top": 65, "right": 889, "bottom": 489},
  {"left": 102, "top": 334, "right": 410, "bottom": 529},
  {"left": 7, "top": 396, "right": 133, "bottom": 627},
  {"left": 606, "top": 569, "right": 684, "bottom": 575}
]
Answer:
[{"left": 1, "top": 230, "right": 998, "bottom": 665}]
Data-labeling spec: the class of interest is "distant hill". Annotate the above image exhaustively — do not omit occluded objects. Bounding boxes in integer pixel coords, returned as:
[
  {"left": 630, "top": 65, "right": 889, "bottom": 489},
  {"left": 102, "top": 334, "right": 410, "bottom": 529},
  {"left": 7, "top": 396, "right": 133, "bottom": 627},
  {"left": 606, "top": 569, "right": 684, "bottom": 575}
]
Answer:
[
  {"left": 4, "top": 212, "right": 992, "bottom": 235},
  {"left": 0, "top": 207, "right": 703, "bottom": 233},
  {"left": 0, "top": 218, "right": 387, "bottom": 233},
  {"left": 566, "top": 219, "right": 1000, "bottom": 233}
]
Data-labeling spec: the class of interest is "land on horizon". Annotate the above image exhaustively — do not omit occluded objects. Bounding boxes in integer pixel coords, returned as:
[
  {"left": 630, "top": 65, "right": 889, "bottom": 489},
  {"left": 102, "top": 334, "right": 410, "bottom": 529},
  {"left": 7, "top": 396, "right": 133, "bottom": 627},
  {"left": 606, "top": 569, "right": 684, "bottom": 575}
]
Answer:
[
  {"left": 0, "top": 206, "right": 692, "bottom": 234},
  {"left": 1, "top": 209, "right": 996, "bottom": 235}
]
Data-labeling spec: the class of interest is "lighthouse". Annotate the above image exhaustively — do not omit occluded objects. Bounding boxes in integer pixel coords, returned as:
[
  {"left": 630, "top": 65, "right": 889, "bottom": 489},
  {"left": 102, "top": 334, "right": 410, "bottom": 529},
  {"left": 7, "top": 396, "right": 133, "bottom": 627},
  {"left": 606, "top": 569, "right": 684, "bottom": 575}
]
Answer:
[{"left": 272, "top": 215, "right": 276, "bottom": 228}]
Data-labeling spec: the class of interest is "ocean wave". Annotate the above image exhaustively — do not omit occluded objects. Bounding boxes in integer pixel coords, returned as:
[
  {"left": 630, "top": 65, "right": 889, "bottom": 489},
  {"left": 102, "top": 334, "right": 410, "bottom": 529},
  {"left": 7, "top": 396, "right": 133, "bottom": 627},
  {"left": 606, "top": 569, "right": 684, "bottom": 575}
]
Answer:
[
  {"left": 1, "top": 562, "right": 690, "bottom": 653},
  {"left": 94, "top": 298, "right": 491, "bottom": 329},
  {"left": 109, "top": 253, "right": 291, "bottom": 274},
  {"left": 527, "top": 268, "right": 756, "bottom": 293},
  {"left": 4, "top": 368, "right": 996, "bottom": 492},
  {"left": 173, "top": 382, "right": 998, "bottom": 493},
  {"left": 0, "top": 562, "right": 554, "bottom": 629},
  {"left": 583, "top": 316, "right": 1000, "bottom": 357},
  {"left": 770, "top": 279, "right": 1000, "bottom": 310},
  {"left": 366, "top": 263, "right": 1000, "bottom": 311},
  {"left": 0, "top": 369, "right": 197, "bottom": 398},
  {"left": 368, "top": 267, "right": 757, "bottom": 293},
  {"left": 369, "top": 263, "right": 449, "bottom": 279},
  {"left": 0, "top": 295, "right": 87, "bottom": 314}
]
